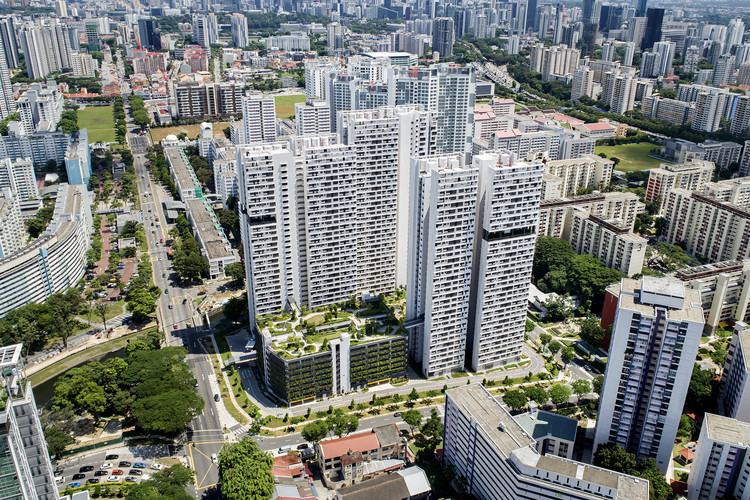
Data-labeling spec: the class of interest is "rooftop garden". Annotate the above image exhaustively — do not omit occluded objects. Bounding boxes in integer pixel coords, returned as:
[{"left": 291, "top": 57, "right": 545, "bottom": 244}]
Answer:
[{"left": 260, "top": 288, "right": 407, "bottom": 360}]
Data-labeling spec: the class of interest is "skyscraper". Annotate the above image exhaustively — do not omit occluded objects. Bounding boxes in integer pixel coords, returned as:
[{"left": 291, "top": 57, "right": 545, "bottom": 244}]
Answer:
[
  {"left": 594, "top": 277, "right": 704, "bottom": 472},
  {"left": 641, "top": 8, "right": 664, "bottom": 50},
  {"left": 713, "top": 54, "right": 736, "bottom": 86},
  {"left": 467, "top": 152, "right": 543, "bottom": 371},
  {"left": 0, "top": 18, "right": 19, "bottom": 69},
  {"left": 0, "top": 34, "right": 15, "bottom": 120},
  {"left": 230, "top": 13, "right": 249, "bottom": 49},
  {"left": 237, "top": 94, "right": 277, "bottom": 145},
  {"left": 192, "top": 13, "right": 218, "bottom": 49},
  {"left": 526, "top": 0, "right": 538, "bottom": 33},
  {"left": 552, "top": 3, "right": 565, "bottom": 45},
  {"left": 431, "top": 17, "right": 455, "bottom": 59},
  {"left": 137, "top": 18, "right": 161, "bottom": 51},
  {"left": 406, "top": 155, "right": 478, "bottom": 377},
  {"left": 636, "top": 0, "right": 648, "bottom": 17},
  {"left": 725, "top": 18, "right": 746, "bottom": 55},
  {"left": 17, "top": 20, "right": 72, "bottom": 80}
]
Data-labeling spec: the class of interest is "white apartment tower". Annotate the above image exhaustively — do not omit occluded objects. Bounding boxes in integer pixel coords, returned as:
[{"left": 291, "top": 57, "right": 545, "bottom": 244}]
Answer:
[
  {"left": 230, "top": 13, "right": 249, "bottom": 49},
  {"left": 406, "top": 155, "right": 478, "bottom": 377},
  {"left": 0, "top": 189, "right": 23, "bottom": 259},
  {"left": 304, "top": 58, "right": 340, "bottom": 101},
  {"left": 719, "top": 322, "right": 750, "bottom": 422},
  {"left": 237, "top": 94, "right": 277, "bottom": 145},
  {"left": 601, "top": 69, "right": 637, "bottom": 115},
  {"left": 192, "top": 14, "right": 218, "bottom": 49},
  {"left": 688, "top": 413, "right": 750, "bottom": 500},
  {"left": 571, "top": 66, "right": 596, "bottom": 103},
  {"left": 467, "top": 152, "right": 543, "bottom": 371},
  {"left": 17, "top": 20, "right": 72, "bottom": 80},
  {"left": 389, "top": 64, "right": 476, "bottom": 156},
  {"left": 0, "top": 158, "right": 38, "bottom": 201},
  {"left": 295, "top": 100, "right": 331, "bottom": 136},
  {"left": 594, "top": 277, "right": 704, "bottom": 473},
  {"left": 0, "top": 34, "right": 13, "bottom": 120},
  {"left": 71, "top": 52, "right": 97, "bottom": 77}
]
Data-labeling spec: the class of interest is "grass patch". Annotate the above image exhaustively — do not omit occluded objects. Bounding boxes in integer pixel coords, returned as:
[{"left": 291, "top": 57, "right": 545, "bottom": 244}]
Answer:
[
  {"left": 29, "top": 328, "right": 157, "bottom": 387},
  {"left": 202, "top": 338, "right": 249, "bottom": 425},
  {"left": 150, "top": 122, "right": 230, "bottom": 144},
  {"left": 274, "top": 94, "right": 305, "bottom": 118},
  {"left": 78, "top": 105, "right": 116, "bottom": 144},
  {"left": 594, "top": 142, "right": 663, "bottom": 171}
]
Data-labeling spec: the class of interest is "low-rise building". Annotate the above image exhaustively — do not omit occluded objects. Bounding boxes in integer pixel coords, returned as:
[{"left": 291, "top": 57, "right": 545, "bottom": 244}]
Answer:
[
  {"left": 515, "top": 407, "right": 578, "bottom": 460},
  {"left": 185, "top": 198, "right": 235, "bottom": 280},
  {"left": 575, "top": 122, "right": 617, "bottom": 139},
  {"left": 333, "top": 467, "right": 431, "bottom": 500},
  {"left": 165, "top": 147, "right": 203, "bottom": 200},
  {"left": 443, "top": 384, "right": 649, "bottom": 500}
]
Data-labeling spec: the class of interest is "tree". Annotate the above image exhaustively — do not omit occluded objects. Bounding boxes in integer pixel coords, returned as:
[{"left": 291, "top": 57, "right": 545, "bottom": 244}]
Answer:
[
  {"left": 543, "top": 295, "right": 574, "bottom": 321},
  {"left": 547, "top": 340, "right": 562, "bottom": 356},
  {"left": 326, "top": 410, "right": 359, "bottom": 437},
  {"left": 571, "top": 379, "right": 591, "bottom": 403},
  {"left": 225, "top": 262, "right": 245, "bottom": 282},
  {"left": 539, "top": 333, "right": 552, "bottom": 346},
  {"left": 523, "top": 386, "right": 549, "bottom": 406},
  {"left": 402, "top": 409, "right": 423, "bottom": 436},
  {"left": 561, "top": 346, "right": 576, "bottom": 366},
  {"left": 549, "top": 384, "right": 572, "bottom": 405},
  {"left": 533, "top": 236, "right": 575, "bottom": 282},
  {"left": 407, "top": 388, "right": 419, "bottom": 405},
  {"left": 301, "top": 420, "right": 329, "bottom": 453},
  {"left": 95, "top": 301, "right": 109, "bottom": 336},
  {"left": 593, "top": 375, "right": 604, "bottom": 395},
  {"left": 579, "top": 318, "right": 606, "bottom": 347},
  {"left": 173, "top": 250, "right": 209, "bottom": 284},
  {"left": 593, "top": 443, "right": 637, "bottom": 474},
  {"left": 218, "top": 438, "right": 274, "bottom": 500},
  {"left": 126, "top": 464, "right": 193, "bottom": 500},
  {"left": 44, "top": 426, "right": 73, "bottom": 458},
  {"left": 636, "top": 458, "right": 671, "bottom": 500},
  {"left": 420, "top": 408, "right": 442, "bottom": 442},
  {"left": 503, "top": 390, "right": 527, "bottom": 410},
  {"left": 48, "top": 289, "right": 83, "bottom": 349},
  {"left": 688, "top": 363, "right": 718, "bottom": 412},
  {"left": 678, "top": 414, "right": 695, "bottom": 441}
]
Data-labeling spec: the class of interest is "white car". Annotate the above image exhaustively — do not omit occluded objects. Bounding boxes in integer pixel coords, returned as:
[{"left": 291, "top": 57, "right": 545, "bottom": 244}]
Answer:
[
  {"left": 211, "top": 453, "right": 218, "bottom": 464},
  {"left": 107, "top": 476, "right": 119, "bottom": 482},
  {"left": 150, "top": 463, "right": 164, "bottom": 470},
  {"left": 142, "top": 474, "right": 151, "bottom": 481},
  {"left": 100, "top": 463, "right": 112, "bottom": 469}
]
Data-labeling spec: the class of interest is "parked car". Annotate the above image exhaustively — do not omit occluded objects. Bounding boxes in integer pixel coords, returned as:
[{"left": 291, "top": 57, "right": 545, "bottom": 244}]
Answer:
[
  {"left": 118, "top": 461, "right": 132, "bottom": 468},
  {"left": 112, "top": 469, "right": 124, "bottom": 476},
  {"left": 68, "top": 482, "right": 81, "bottom": 488},
  {"left": 214, "top": 394, "right": 220, "bottom": 402},
  {"left": 87, "top": 478, "right": 100, "bottom": 484},
  {"left": 72, "top": 473, "right": 86, "bottom": 480},
  {"left": 150, "top": 463, "right": 164, "bottom": 470},
  {"left": 133, "top": 462, "right": 147, "bottom": 468},
  {"left": 125, "top": 476, "right": 138, "bottom": 483},
  {"left": 94, "top": 470, "right": 108, "bottom": 477},
  {"left": 129, "top": 469, "right": 142, "bottom": 476},
  {"left": 211, "top": 453, "right": 218, "bottom": 464},
  {"left": 79, "top": 466, "right": 94, "bottom": 473},
  {"left": 100, "top": 463, "right": 112, "bottom": 469},
  {"left": 107, "top": 476, "right": 119, "bottom": 482}
]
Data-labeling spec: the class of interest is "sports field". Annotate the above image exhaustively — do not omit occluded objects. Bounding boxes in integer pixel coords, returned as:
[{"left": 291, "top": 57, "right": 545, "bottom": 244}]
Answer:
[
  {"left": 274, "top": 94, "right": 306, "bottom": 118},
  {"left": 594, "top": 142, "right": 664, "bottom": 171},
  {"left": 78, "top": 105, "right": 116, "bottom": 144}
]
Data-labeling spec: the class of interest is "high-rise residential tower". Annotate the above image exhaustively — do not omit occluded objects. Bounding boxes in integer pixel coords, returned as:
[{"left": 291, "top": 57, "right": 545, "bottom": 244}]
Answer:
[
  {"left": 431, "top": 17, "right": 455, "bottom": 59},
  {"left": 230, "top": 13, "right": 249, "bottom": 49},
  {"left": 594, "top": 277, "right": 704, "bottom": 472}
]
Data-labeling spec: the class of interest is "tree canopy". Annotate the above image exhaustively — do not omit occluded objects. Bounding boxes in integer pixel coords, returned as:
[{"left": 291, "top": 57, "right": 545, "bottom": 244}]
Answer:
[
  {"left": 218, "top": 438, "right": 275, "bottom": 500},
  {"left": 593, "top": 444, "right": 671, "bottom": 500},
  {"left": 126, "top": 464, "right": 193, "bottom": 500}
]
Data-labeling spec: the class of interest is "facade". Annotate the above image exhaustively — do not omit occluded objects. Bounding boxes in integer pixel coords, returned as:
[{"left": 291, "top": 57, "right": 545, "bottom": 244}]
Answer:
[
  {"left": 0, "top": 34, "right": 14, "bottom": 120},
  {"left": 594, "top": 277, "right": 704, "bottom": 473},
  {"left": 0, "top": 344, "right": 59, "bottom": 499},
  {"left": 566, "top": 209, "right": 647, "bottom": 276},
  {"left": 719, "top": 322, "right": 750, "bottom": 422},
  {"left": 641, "top": 96, "right": 694, "bottom": 126},
  {"left": 691, "top": 90, "right": 735, "bottom": 133},
  {"left": 732, "top": 96, "right": 750, "bottom": 138},
  {"left": 174, "top": 82, "right": 245, "bottom": 120},
  {"left": 137, "top": 18, "right": 160, "bottom": 51},
  {"left": 431, "top": 17, "right": 455, "bottom": 59},
  {"left": 539, "top": 192, "right": 641, "bottom": 237},
  {"left": 406, "top": 155, "right": 478, "bottom": 378},
  {"left": 132, "top": 52, "right": 167, "bottom": 75},
  {"left": 70, "top": 52, "right": 97, "bottom": 77},
  {"left": 687, "top": 413, "right": 750, "bottom": 500},
  {"left": 237, "top": 94, "right": 277, "bottom": 145},
  {"left": 645, "top": 161, "right": 714, "bottom": 212},
  {"left": 543, "top": 154, "right": 614, "bottom": 198},
  {"left": 467, "top": 152, "right": 542, "bottom": 371},
  {"left": 0, "top": 159, "right": 39, "bottom": 201},
  {"left": 443, "top": 384, "right": 649, "bottom": 500},
  {"left": 601, "top": 69, "right": 637, "bottom": 115},
  {"left": 0, "top": 190, "right": 23, "bottom": 259},
  {"left": 530, "top": 43, "right": 581, "bottom": 81},
  {"left": 295, "top": 100, "right": 331, "bottom": 136},
  {"left": 264, "top": 34, "right": 310, "bottom": 51},
  {"left": 0, "top": 184, "right": 92, "bottom": 318},
  {"left": 192, "top": 13, "right": 218, "bottom": 49}
]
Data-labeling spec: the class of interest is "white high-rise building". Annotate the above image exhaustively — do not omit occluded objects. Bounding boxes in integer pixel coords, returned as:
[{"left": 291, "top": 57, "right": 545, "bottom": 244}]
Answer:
[
  {"left": 601, "top": 69, "right": 637, "bottom": 115},
  {"left": 406, "top": 155, "right": 478, "bottom": 377},
  {"left": 390, "top": 64, "right": 476, "bottom": 156},
  {"left": 0, "top": 33, "right": 14, "bottom": 120},
  {"left": 17, "top": 20, "right": 72, "bottom": 80},
  {"left": 304, "top": 58, "right": 340, "bottom": 101},
  {"left": 718, "top": 322, "right": 750, "bottom": 422},
  {"left": 602, "top": 41, "right": 616, "bottom": 62},
  {"left": 571, "top": 66, "right": 596, "bottom": 103},
  {"left": 692, "top": 90, "right": 734, "bottom": 132},
  {"left": 230, "top": 13, "right": 249, "bottom": 49},
  {"left": 0, "top": 158, "right": 38, "bottom": 201},
  {"left": 327, "top": 21, "right": 343, "bottom": 52},
  {"left": 623, "top": 41, "right": 635, "bottom": 66},
  {"left": 71, "top": 51, "right": 97, "bottom": 77},
  {"left": 295, "top": 100, "right": 331, "bottom": 136},
  {"left": 467, "top": 152, "right": 543, "bottom": 371},
  {"left": 725, "top": 18, "right": 746, "bottom": 55},
  {"left": 237, "top": 94, "right": 277, "bottom": 145},
  {"left": 0, "top": 189, "right": 23, "bottom": 259},
  {"left": 192, "top": 14, "right": 218, "bottom": 49},
  {"left": 688, "top": 413, "right": 750, "bottom": 500},
  {"left": 17, "top": 82, "right": 64, "bottom": 134},
  {"left": 713, "top": 55, "right": 736, "bottom": 87},
  {"left": 594, "top": 277, "right": 704, "bottom": 473}
]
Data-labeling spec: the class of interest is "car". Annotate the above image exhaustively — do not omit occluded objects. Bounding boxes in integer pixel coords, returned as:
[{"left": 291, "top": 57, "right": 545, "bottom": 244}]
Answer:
[
  {"left": 112, "top": 469, "right": 124, "bottom": 476},
  {"left": 394, "top": 412, "right": 401, "bottom": 417},
  {"left": 125, "top": 476, "right": 138, "bottom": 483},
  {"left": 133, "top": 463, "right": 147, "bottom": 468},
  {"left": 159, "top": 257, "right": 162, "bottom": 261},
  {"left": 72, "top": 473, "right": 86, "bottom": 480},
  {"left": 214, "top": 394, "right": 220, "bottom": 402},
  {"left": 162, "top": 273, "right": 165, "bottom": 278},
  {"left": 142, "top": 474, "right": 151, "bottom": 481},
  {"left": 155, "top": 216, "right": 159, "bottom": 221},
  {"left": 87, "top": 478, "right": 100, "bottom": 484},
  {"left": 68, "top": 482, "right": 81, "bottom": 488},
  {"left": 296, "top": 444, "right": 309, "bottom": 450},
  {"left": 160, "top": 238, "right": 163, "bottom": 243},
  {"left": 107, "top": 476, "right": 119, "bottom": 482},
  {"left": 118, "top": 461, "right": 132, "bottom": 468},
  {"left": 55, "top": 476, "right": 64, "bottom": 483},
  {"left": 211, "top": 453, "right": 218, "bottom": 464},
  {"left": 94, "top": 470, "right": 108, "bottom": 477},
  {"left": 173, "top": 324, "right": 178, "bottom": 329},
  {"left": 54, "top": 468, "right": 63, "bottom": 476},
  {"left": 168, "top": 304, "right": 174, "bottom": 309},
  {"left": 151, "top": 222, "right": 154, "bottom": 226},
  {"left": 150, "top": 463, "right": 164, "bottom": 470},
  {"left": 100, "top": 463, "right": 112, "bottom": 469},
  {"left": 193, "top": 379, "right": 198, "bottom": 387},
  {"left": 584, "top": 364, "right": 593, "bottom": 372},
  {"left": 164, "top": 288, "right": 168, "bottom": 294},
  {"left": 129, "top": 469, "right": 142, "bottom": 475}
]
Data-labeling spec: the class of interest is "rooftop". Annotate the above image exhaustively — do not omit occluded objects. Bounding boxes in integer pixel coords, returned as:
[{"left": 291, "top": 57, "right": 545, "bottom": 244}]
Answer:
[
  {"left": 515, "top": 409, "right": 578, "bottom": 443},
  {"left": 705, "top": 412, "right": 750, "bottom": 445},
  {"left": 372, "top": 424, "right": 401, "bottom": 448},
  {"left": 318, "top": 432, "right": 380, "bottom": 459},
  {"left": 165, "top": 148, "right": 199, "bottom": 193},
  {"left": 581, "top": 122, "right": 616, "bottom": 131}
]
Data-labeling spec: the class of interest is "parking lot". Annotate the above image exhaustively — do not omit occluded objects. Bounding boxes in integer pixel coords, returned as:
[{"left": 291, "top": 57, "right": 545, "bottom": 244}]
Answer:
[{"left": 54, "top": 444, "right": 184, "bottom": 492}]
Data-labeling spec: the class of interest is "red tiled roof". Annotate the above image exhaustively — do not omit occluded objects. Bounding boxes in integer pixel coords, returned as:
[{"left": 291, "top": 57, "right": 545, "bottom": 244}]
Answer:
[
  {"left": 318, "top": 432, "right": 380, "bottom": 459},
  {"left": 582, "top": 122, "right": 615, "bottom": 131},
  {"left": 678, "top": 448, "right": 694, "bottom": 460},
  {"left": 495, "top": 129, "right": 522, "bottom": 139}
]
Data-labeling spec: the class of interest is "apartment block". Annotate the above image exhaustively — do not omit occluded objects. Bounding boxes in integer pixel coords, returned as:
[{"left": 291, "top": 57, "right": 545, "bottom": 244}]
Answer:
[
  {"left": 406, "top": 155, "right": 478, "bottom": 378},
  {"left": 601, "top": 69, "right": 637, "bottom": 115},
  {"left": 543, "top": 154, "right": 614, "bottom": 198},
  {"left": 70, "top": 51, "right": 97, "bottom": 77},
  {"left": 237, "top": 94, "right": 277, "bottom": 145},
  {"left": 530, "top": 43, "right": 581, "bottom": 81},
  {"left": 487, "top": 129, "right": 562, "bottom": 160},
  {"left": 443, "top": 384, "right": 649, "bottom": 500},
  {"left": 0, "top": 189, "right": 23, "bottom": 259},
  {"left": 295, "top": 100, "right": 331, "bottom": 136},
  {"left": 566, "top": 209, "right": 647, "bottom": 276},
  {"left": 17, "top": 82, "right": 63, "bottom": 135},
  {"left": 645, "top": 161, "right": 715, "bottom": 212},
  {"left": 594, "top": 277, "right": 704, "bottom": 473},
  {"left": 17, "top": 20, "right": 71, "bottom": 80},
  {"left": 174, "top": 82, "right": 245, "bottom": 120},
  {"left": 687, "top": 413, "right": 750, "bottom": 500},
  {"left": 641, "top": 96, "right": 694, "bottom": 126},
  {"left": 539, "top": 192, "right": 641, "bottom": 238},
  {"left": 0, "top": 158, "right": 39, "bottom": 201},
  {"left": 719, "top": 322, "right": 750, "bottom": 422},
  {"left": 467, "top": 152, "right": 542, "bottom": 371},
  {"left": 185, "top": 198, "right": 235, "bottom": 280}
]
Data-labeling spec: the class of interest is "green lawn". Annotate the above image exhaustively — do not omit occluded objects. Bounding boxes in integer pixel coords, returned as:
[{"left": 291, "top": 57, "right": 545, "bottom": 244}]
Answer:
[
  {"left": 274, "top": 94, "right": 306, "bottom": 118},
  {"left": 594, "top": 142, "right": 663, "bottom": 171},
  {"left": 78, "top": 105, "right": 116, "bottom": 144}
]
